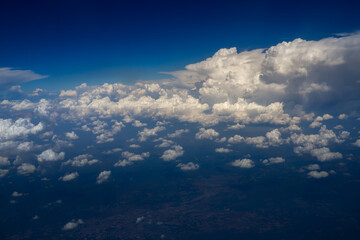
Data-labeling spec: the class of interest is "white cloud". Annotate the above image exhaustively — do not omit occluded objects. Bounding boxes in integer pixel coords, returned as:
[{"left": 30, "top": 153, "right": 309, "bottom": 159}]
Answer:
[
  {"left": 0, "top": 169, "right": 9, "bottom": 178},
  {"left": 132, "top": 120, "right": 147, "bottom": 127},
  {"left": 0, "top": 67, "right": 48, "bottom": 89},
  {"left": 308, "top": 171, "right": 329, "bottom": 178},
  {"left": 63, "top": 154, "right": 99, "bottom": 167},
  {"left": 195, "top": 128, "right": 219, "bottom": 140},
  {"left": 0, "top": 156, "right": 10, "bottom": 166},
  {"left": 138, "top": 126, "right": 165, "bottom": 142},
  {"left": 0, "top": 118, "right": 43, "bottom": 141},
  {"left": 37, "top": 149, "right": 65, "bottom": 162},
  {"left": 353, "top": 139, "right": 360, "bottom": 147},
  {"left": 59, "top": 172, "right": 79, "bottom": 181},
  {"left": 310, "top": 147, "right": 342, "bottom": 161},
  {"left": 338, "top": 114, "right": 348, "bottom": 119},
  {"left": 17, "top": 163, "right": 36, "bottom": 175},
  {"left": 96, "top": 170, "right": 111, "bottom": 184},
  {"left": 228, "top": 134, "right": 244, "bottom": 144},
  {"left": 215, "top": 148, "right": 232, "bottom": 153},
  {"left": 263, "top": 157, "right": 285, "bottom": 165},
  {"left": 161, "top": 145, "right": 184, "bottom": 161},
  {"left": 306, "top": 164, "right": 320, "bottom": 170},
  {"left": 12, "top": 191, "right": 23, "bottom": 197},
  {"left": 231, "top": 159, "right": 255, "bottom": 168},
  {"left": 60, "top": 90, "right": 77, "bottom": 97},
  {"left": 62, "top": 219, "right": 84, "bottom": 231},
  {"left": 177, "top": 162, "right": 199, "bottom": 171},
  {"left": 65, "top": 131, "right": 79, "bottom": 140},
  {"left": 167, "top": 129, "right": 189, "bottom": 138}
]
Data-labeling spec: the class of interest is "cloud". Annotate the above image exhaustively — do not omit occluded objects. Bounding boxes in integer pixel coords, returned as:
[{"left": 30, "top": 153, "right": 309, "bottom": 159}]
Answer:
[
  {"left": 62, "top": 219, "right": 84, "bottom": 231},
  {"left": 231, "top": 159, "right": 255, "bottom": 168},
  {"left": 161, "top": 145, "right": 184, "bottom": 161},
  {"left": 63, "top": 154, "right": 99, "bottom": 167},
  {"left": 306, "top": 164, "right": 321, "bottom": 170},
  {"left": 114, "top": 151, "right": 150, "bottom": 167},
  {"left": 12, "top": 191, "right": 23, "bottom": 197},
  {"left": 215, "top": 148, "right": 232, "bottom": 153},
  {"left": 263, "top": 157, "right": 285, "bottom": 165},
  {"left": 0, "top": 118, "right": 43, "bottom": 141},
  {"left": 353, "top": 139, "right": 360, "bottom": 147},
  {"left": 310, "top": 147, "right": 342, "bottom": 161},
  {"left": 17, "top": 163, "right": 36, "bottom": 175},
  {"left": 308, "top": 170, "right": 329, "bottom": 178},
  {"left": 195, "top": 128, "right": 219, "bottom": 140},
  {"left": 65, "top": 131, "right": 79, "bottom": 140},
  {"left": 37, "top": 149, "right": 65, "bottom": 162},
  {"left": 96, "top": 170, "right": 111, "bottom": 184},
  {"left": 0, "top": 67, "right": 48, "bottom": 89},
  {"left": 138, "top": 126, "right": 165, "bottom": 142},
  {"left": 60, "top": 90, "right": 77, "bottom": 97},
  {"left": 177, "top": 162, "right": 199, "bottom": 171},
  {"left": 59, "top": 172, "right": 79, "bottom": 181},
  {"left": 0, "top": 156, "right": 10, "bottom": 166},
  {"left": 0, "top": 169, "right": 9, "bottom": 178}
]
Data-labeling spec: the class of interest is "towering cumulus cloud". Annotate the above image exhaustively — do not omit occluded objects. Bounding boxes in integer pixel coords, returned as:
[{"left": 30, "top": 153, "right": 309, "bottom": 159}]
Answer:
[{"left": 0, "top": 33, "right": 360, "bottom": 177}]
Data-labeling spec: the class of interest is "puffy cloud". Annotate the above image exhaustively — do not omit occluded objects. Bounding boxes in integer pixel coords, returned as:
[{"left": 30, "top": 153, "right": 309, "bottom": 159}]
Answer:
[
  {"left": 17, "top": 163, "right": 36, "bottom": 175},
  {"left": 0, "top": 169, "right": 9, "bottom": 178},
  {"left": 310, "top": 147, "right": 342, "bottom": 161},
  {"left": 65, "top": 131, "right": 79, "bottom": 140},
  {"left": 338, "top": 114, "right": 348, "bottom": 119},
  {"left": 0, "top": 118, "right": 43, "bottom": 141},
  {"left": 215, "top": 148, "right": 232, "bottom": 153},
  {"left": 177, "top": 162, "right": 199, "bottom": 171},
  {"left": 231, "top": 159, "right": 255, "bottom": 168},
  {"left": 353, "top": 139, "right": 360, "bottom": 147},
  {"left": 228, "top": 134, "right": 244, "bottom": 144},
  {"left": 306, "top": 164, "right": 320, "bottom": 170},
  {"left": 60, "top": 90, "right": 77, "bottom": 97},
  {"left": 263, "top": 157, "right": 285, "bottom": 165},
  {"left": 12, "top": 191, "right": 23, "bottom": 197},
  {"left": 0, "top": 67, "right": 48, "bottom": 89},
  {"left": 37, "top": 149, "right": 65, "bottom": 162},
  {"left": 138, "top": 126, "right": 165, "bottom": 142},
  {"left": 114, "top": 151, "right": 150, "bottom": 167},
  {"left": 308, "top": 171, "right": 329, "bottom": 179},
  {"left": 167, "top": 129, "right": 189, "bottom": 138},
  {"left": 96, "top": 170, "right": 111, "bottom": 184},
  {"left": 0, "top": 156, "right": 10, "bottom": 166},
  {"left": 195, "top": 128, "right": 219, "bottom": 140},
  {"left": 161, "top": 145, "right": 184, "bottom": 161},
  {"left": 63, "top": 154, "right": 99, "bottom": 167},
  {"left": 132, "top": 120, "right": 147, "bottom": 127},
  {"left": 59, "top": 172, "right": 79, "bottom": 181},
  {"left": 62, "top": 219, "right": 84, "bottom": 231}
]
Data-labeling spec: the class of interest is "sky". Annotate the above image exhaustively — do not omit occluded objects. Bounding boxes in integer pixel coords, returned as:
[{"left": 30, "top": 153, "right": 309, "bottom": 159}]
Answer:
[
  {"left": 1, "top": 0, "right": 360, "bottom": 90},
  {"left": 1, "top": 0, "right": 360, "bottom": 239}
]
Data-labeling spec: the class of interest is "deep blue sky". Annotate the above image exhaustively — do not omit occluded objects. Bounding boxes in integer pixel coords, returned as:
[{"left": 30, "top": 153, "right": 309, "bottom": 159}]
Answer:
[{"left": 1, "top": 0, "right": 360, "bottom": 90}]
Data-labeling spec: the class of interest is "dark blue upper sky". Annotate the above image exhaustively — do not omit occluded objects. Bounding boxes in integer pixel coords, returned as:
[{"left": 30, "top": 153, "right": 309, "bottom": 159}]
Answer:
[{"left": 1, "top": 0, "right": 360, "bottom": 90}]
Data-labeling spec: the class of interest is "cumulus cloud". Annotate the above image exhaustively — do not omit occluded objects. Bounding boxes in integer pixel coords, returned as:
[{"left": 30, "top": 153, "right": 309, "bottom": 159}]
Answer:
[
  {"left": 263, "top": 157, "right": 285, "bottom": 165},
  {"left": 308, "top": 171, "right": 329, "bottom": 178},
  {"left": 0, "top": 169, "right": 9, "bottom": 178},
  {"left": 37, "top": 149, "right": 65, "bottom": 162},
  {"left": 12, "top": 191, "right": 23, "bottom": 197},
  {"left": 96, "top": 170, "right": 111, "bottom": 184},
  {"left": 65, "top": 131, "right": 79, "bottom": 140},
  {"left": 231, "top": 159, "right": 255, "bottom": 168},
  {"left": 17, "top": 163, "right": 36, "bottom": 175},
  {"left": 62, "top": 219, "right": 84, "bottom": 231},
  {"left": 0, "top": 67, "right": 48, "bottom": 89},
  {"left": 310, "top": 147, "right": 342, "bottom": 161},
  {"left": 0, "top": 118, "right": 43, "bottom": 141},
  {"left": 63, "top": 154, "right": 99, "bottom": 167},
  {"left": 60, "top": 90, "right": 77, "bottom": 97},
  {"left": 59, "top": 172, "right": 79, "bottom": 181},
  {"left": 138, "top": 126, "right": 165, "bottom": 142},
  {"left": 177, "top": 162, "right": 199, "bottom": 171},
  {"left": 215, "top": 148, "right": 232, "bottom": 153},
  {"left": 114, "top": 151, "right": 150, "bottom": 167},
  {"left": 0, "top": 156, "right": 10, "bottom": 166},
  {"left": 161, "top": 145, "right": 184, "bottom": 161},
  {"left": 353, "top": 139, "right": 360, "bottom": 147},
  {"left": 306, "top": 164, "right": 320, "bottom": 170},
  {"left": 195, "top": 128, "right": 219, "bottom": 140}
]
